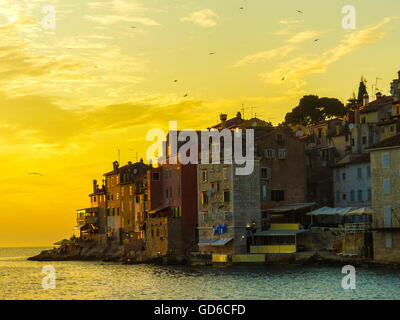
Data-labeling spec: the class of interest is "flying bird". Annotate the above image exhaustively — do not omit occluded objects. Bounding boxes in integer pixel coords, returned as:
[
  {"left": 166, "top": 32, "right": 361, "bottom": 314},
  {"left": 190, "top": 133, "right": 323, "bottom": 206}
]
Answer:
[
  {"left": 314, "top": 38, "right": 320, "bottom": 42},
  {"left": 209, "top": 52, "right": 216, "bottom": 55},
  {"left": 27, "top": 172, "right": 43, "bottom": 176},
  {"left": 282, "top": 77, "right": 285, "bottom": 81},
  {"left": 240, "top": 7, "right": 244, "bottom": 10},
  {"left": 296, "top": 10, "right": 303, "bottom": 13},
  {"left": 173, "top": 80, "right": 178, "bottom": 82},
  {"left": 130, "top": 26, "right": 136, "bottom": 29},
  {"left": 183, "top": 94, "right": 188, "bottom": 97}
]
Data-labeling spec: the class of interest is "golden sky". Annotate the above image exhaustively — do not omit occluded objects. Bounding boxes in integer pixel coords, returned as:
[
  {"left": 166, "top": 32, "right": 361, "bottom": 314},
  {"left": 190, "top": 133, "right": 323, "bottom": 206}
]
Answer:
[{"left": 1, "top": 0, "right": 399, "bottom": 246}]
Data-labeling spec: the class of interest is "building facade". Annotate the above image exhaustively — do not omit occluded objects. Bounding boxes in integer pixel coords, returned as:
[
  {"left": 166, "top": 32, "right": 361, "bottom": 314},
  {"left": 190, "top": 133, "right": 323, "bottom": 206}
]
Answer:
[
  {"left": 332, "top": 153, "right": 372, "bottom": 208},
  {"left": 368, "top": 134, "right": 400, "bottom": 262},
  {"left": 197, "top": 161, "right": 261, "bottom": 255}
]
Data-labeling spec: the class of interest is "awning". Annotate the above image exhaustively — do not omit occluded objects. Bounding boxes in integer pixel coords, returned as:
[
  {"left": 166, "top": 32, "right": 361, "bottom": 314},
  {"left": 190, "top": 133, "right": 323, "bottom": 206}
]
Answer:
[
  {"left": 346, "top": 207, "right": 374, "bottom": 216},
  {"left": 307, "top": 207, "right": 373, "bottom": 216},
  {"left": 212, "top": 238, "right": 233, "bottom": 246},
  {"left": 73, "top": 223, "right": 85, "bottom": 230},
  {"left": 265, "top": 202, "right": 317, "bottom": 213},
  {"left": 149, "top": 206, "right": 171, "bottom": 214},
  {"left": 254, "top": 230, "right": 310, "bottom": 236},
  {"left": 198, "top": 237, "right": 233, "bottom": 246}
]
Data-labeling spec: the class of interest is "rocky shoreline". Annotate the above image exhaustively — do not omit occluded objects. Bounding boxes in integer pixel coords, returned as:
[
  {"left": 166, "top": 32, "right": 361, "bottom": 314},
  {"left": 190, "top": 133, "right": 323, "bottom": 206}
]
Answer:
[{"left": 27, "top": 245, "right": 400, "bottom": 270}]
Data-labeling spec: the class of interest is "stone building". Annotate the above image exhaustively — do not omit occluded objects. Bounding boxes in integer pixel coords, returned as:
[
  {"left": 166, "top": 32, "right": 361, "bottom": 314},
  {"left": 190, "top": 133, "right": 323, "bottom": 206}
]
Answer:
[
  {"left": 332, "top": 153, "right": 371, "bottom": 208},
  {"left": 197, "top": 161, "right": 261, "bottom": 255},
  {"left": 146, "top": 160, "right": 198, "bottom": 257},
  {"left": 367, "top": 134, "right": 400, "bottom": 262}
]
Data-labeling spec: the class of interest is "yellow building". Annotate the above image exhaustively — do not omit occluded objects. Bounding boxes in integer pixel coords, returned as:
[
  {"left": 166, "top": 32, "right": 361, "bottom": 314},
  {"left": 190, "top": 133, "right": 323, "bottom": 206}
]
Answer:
[{"left": 367, "top": 134, "right": 400, "bottom": 263}]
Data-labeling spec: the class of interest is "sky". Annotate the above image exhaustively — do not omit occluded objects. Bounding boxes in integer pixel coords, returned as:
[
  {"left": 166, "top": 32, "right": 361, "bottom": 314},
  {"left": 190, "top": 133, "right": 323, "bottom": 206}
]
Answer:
[{"left": 0, "top": 0, "right": 399, "bottom": 246}]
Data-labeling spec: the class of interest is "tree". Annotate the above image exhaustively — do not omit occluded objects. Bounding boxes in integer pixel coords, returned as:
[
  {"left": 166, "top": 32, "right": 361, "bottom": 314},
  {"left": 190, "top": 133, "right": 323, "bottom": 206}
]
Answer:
[
  {"left": 357, "top": 76, "right": 367, "bottom": 105},
  {"left": 284, "top": 95, "right": 346, "bottom": 126}
]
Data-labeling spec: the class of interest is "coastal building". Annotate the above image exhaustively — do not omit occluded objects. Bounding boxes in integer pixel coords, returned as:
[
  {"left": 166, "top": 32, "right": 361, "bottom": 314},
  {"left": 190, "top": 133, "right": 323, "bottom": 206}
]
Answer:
[
  {"left": 103, "top": 160, "right": 150, "bottom": 244},
  {"left": 390, "top": 70, "right": 400, "bottom": 102},
  {"left": 332, "top": 153, "right": 372, "bottom": 208},
  {"left": 255, "top": 126, "right": 308, "bottom": 217},
  {"left": 197, "top": 161, "right": 261, "bottom": 255},
  {"left": 297, "top": 118, "right": 351, "bottom": 206},
  {"left": 367, "top": 134, "right": 400, "bottom": 262},
  {"left": 351, "top": 92, "right": 393, "bottom": 154},
  {"left": 146, "top": 159, "right": 198, "bottom": 257}
]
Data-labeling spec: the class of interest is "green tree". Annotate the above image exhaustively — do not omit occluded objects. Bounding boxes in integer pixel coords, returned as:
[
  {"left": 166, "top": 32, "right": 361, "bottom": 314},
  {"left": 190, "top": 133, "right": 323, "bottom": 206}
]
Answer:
[{"left": 284, "top": 95, "right": 346, "bottom": 126}]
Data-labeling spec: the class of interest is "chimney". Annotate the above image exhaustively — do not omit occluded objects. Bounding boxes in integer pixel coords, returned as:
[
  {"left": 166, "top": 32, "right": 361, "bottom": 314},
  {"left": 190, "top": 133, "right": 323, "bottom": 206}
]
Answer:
[
  {"left": 376, "top": 92, "right": 382, "bottom": 100},
  {"left": 140, "top": 158, "right": 143, "bottom": 163},
  {"left": 113, "top": 161, "right": 119, "bottom": 172},
  {"left": 219, "top": 113, "right": 227, "bottom": 128},
  {"left": 93, "top": 180, "right": 98, "bottom": 193},
  {"left": 363, "top": 93, "right": 369, "bottom": 106},
  {"left": 236, "top": 111, "right": 242, "bottom": 120},
  {"left": 128, "top": 161, "right": 132, "bottom": 165}
]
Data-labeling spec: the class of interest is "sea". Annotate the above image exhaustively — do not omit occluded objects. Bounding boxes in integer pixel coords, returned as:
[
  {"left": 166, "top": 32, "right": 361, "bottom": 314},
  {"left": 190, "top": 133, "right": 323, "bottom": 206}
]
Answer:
[{"left": 1, "top": 247, "right": 399, "bottom": 300}]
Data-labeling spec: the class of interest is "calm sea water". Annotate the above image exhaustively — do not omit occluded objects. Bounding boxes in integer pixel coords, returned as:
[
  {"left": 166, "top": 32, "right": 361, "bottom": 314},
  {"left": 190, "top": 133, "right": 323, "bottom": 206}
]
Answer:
[{"left": 0, "top": 247, "right": 399, "bottom": 300}]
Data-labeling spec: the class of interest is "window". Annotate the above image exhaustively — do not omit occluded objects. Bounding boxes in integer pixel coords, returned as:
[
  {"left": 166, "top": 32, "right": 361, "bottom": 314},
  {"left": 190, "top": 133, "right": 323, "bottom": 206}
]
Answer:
[
  {"left": 135, "top": 195, "right": 139, "bottom": 203},
  {"left": 217, "top": 183, "right": 220, "bottom": 192},
  {"left": 264, "top": 149, "right": 275, "bottom": 159},
  {"left": 202, "top": 192, "right": 208, "bottom": 204},
  {"left": 381, "top": 127, "right": 385, "bottom": 134},
  {"left": 116, "top": 207, "right": 119, "bottom": 216},
  {"left": 351, "top": 138, "right": 355, "bottom": 146},
  {"left": 382, "top": 153, "right": 390, "bottom": 168},
  {"left": 361, "top": 117, "right": 366, "bottom": 124},
  {"left": 384, "top": 179, "right": 391, "bottom": 194},
  {"left": 362, "top": 136, "right": 367, "bottom": 145},
  {"left": 357, "top": 168, "right": 362, "bottom": 179},
  {"left": 169, "top": 187, "right": 172, "bottom": 198},
  {"left": 350, "top": 190, "right": 355, "bottom": 202},
  {"left": 342, "top": 193, "right": 347, "bottom": 201},
  {"left": 261, "top": 167, "right": 271, "bottom": 180},
  {"left": 367, "top": 189, "right": 372, "bottom": 201},
  {"left": 223, "top": 167, "right": 229, "bottom": 180},
  {"left": 277, "top": 134, "right": 284, "bottom": 145},
  {"left": 271, "top": 190, "right": 284, "bottom": 202},
  {"left": 336, "top": 170, "right": 340, "bottom": 181},
  {"left": 116, "top": 192, "right": 119, "bottom": 200},
  {"left": 385, "top": 206, "right": 392, "bottom": 227},
  {"left": 385, "top": 233, "right": 392, "bottom": 248},
  {"left": 201, "top": 170, "right": 207, "bottom": 182},
  {"left": 223, "top": 190, "right": 230, "bottom": 202},
  {"left": 262, "top": 185, "right": 268, "bottom": 201},
  {"left": 357, "top": 190, "right": 362, "bottom": 201},
  {"left": 129, "top": 186, "right": 133, "bottom": 196},
  {"left": 367, "top": 166, "right": 371, "bottom": 178},
  {"left": 152, "top": 172, "right": 160, "bottom": 181},
  {"left": 121, "top": 187, "right": 124, "bottom": 197},
  {"left": 390, "top": 125, "right": 394, "bottom": 132},
  {"left": 278, "top": 149, "right": 286, "bottom": 160},
  {"left": 342, "top": 173, "right": 346, "bottom": 180}
]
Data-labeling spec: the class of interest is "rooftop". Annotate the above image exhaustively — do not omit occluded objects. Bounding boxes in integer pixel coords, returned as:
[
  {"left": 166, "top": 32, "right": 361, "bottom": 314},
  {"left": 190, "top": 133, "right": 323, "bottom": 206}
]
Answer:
[{"left": 366, "top": 133, "right": 400, "bottom": 151}]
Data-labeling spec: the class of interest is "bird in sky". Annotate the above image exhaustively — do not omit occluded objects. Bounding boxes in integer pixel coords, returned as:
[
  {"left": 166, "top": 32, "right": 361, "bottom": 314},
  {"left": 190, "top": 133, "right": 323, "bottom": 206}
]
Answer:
[
  {"left": 209, "top": 52, "right": 215, "bottom": 55},
  {"left": 314, "top": 38, "right": 320, "bottom": 42},
  {"left": 296, "top": 10, "right": 303, "bottom": 13},
  {"left": 240, "top": 7, "right": 244, "bottom": 10},
  {"left": 173, "top": 79, "right": 178, "bottom": 82},
  {"left": 183, "top": 94, "right": 188, "bottom": 97},
  {"left": 282, "top": 77, "right": 285, "bottom": 81},
  {"left": 130, "top": 26, "right": 136, "bottom": 29},
  {"left": 27, "top": 172, "right": 43, "bottom": 176}
]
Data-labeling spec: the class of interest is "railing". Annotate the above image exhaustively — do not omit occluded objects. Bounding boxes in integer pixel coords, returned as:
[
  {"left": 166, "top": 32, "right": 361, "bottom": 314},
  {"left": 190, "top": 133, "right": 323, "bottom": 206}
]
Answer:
[{"left": 344, "top": 223, "right": 371, "bottom": 232}]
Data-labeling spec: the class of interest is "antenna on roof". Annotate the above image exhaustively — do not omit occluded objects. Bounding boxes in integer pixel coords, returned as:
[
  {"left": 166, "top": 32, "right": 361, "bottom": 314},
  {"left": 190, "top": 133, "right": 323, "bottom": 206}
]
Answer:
[
  {"left": 118, "top": 148, "right": 120, "bottom": 164},
  {"left": 241, "top": 103, "right": 245, "bottom": 119}
]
